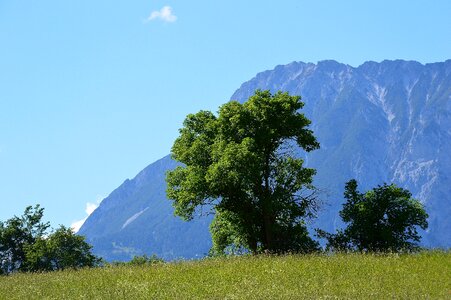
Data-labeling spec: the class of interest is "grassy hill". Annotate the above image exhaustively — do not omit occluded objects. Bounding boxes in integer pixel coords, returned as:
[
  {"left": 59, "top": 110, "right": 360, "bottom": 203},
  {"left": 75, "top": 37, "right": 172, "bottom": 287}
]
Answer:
[{"left": 0, "top": 251, "right": 449, "bottom": 299}]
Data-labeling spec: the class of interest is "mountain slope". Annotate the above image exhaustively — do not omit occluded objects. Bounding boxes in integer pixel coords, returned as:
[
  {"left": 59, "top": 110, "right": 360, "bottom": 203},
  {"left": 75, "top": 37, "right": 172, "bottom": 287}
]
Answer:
[
  {"left": 79, "top": 59, "right": 451, "bottom": 261},
  {"left": 78, "top": 155, "right": 212, "bottom": 261},
  {"left": 231, "top": 59, "right": 451, "bottom": 246}
]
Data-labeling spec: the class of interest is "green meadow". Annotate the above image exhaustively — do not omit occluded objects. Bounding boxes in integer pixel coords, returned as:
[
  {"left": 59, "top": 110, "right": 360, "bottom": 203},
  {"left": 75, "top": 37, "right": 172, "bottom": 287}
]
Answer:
[{"left": 0, "top": 251, "right": 449, "bottom": 299}]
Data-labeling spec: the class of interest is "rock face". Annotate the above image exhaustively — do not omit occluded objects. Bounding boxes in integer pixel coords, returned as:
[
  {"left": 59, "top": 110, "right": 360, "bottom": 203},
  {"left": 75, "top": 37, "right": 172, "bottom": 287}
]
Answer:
[
  {"left": 231, "top": 60, "right": 451, "bottom": 247},
  {"left": 79, "top": 59, "right": 451, "bottom": 261}
]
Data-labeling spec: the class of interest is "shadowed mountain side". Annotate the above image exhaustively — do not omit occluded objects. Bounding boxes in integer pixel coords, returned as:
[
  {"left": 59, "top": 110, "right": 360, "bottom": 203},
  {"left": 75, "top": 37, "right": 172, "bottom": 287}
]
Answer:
[
  {"left": 230, "top": 59, "right": 451, "bottom": 247},
  {"left": 78, "top": 155, "right": 213, "bottom": 261}
]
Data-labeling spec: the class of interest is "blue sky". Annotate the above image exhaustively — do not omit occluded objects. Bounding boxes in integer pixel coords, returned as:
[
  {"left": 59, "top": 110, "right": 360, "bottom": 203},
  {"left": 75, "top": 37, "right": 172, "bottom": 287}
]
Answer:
[{"left": 1, "top": 1, "right": 450, "bottom": 229}]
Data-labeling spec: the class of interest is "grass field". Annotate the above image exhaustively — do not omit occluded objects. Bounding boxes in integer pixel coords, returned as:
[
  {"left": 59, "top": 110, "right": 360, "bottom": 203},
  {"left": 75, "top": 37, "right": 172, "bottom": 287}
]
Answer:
[{"left": 0, "top": 251, "right": 449, "bottom": 299}]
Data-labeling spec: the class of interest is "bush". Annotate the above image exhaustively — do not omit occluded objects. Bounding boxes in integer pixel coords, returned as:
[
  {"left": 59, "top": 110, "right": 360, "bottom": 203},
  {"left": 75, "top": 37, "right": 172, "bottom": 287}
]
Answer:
[{"left": 317, "top": 180, "right": 428, "bottom": 252}]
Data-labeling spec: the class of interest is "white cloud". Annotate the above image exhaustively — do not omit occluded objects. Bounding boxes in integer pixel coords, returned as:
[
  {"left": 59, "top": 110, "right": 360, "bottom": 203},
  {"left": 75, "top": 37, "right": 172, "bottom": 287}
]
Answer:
[
  {"left": 86, "top": 202, "right": 98, "bottom": 215},
  {"left": 146, "top": 6, "right": 177, "bottom": 23},
  {"left": 70, "top": 218, "right": 86, "bottom": 234},
  {"left": 71, "top": 197, "right": 103, "bottom": 233}
]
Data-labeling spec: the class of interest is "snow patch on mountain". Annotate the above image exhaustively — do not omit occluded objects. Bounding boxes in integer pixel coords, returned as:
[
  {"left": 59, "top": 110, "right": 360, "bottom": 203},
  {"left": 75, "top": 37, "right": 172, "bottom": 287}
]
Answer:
[{"left": 122, "top": 207, "right": 149, "bottom": 229}]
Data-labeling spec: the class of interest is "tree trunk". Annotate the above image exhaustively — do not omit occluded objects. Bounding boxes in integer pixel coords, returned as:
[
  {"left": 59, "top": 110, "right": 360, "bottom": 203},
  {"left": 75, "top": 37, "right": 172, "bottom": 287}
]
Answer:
[{"left": 263, "top": 214, "right": 273, "bottom": 251}]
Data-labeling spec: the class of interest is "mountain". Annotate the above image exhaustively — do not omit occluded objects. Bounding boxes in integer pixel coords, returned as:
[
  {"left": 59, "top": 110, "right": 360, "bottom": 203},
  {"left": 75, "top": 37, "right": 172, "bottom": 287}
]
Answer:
[
  {"left": 79, "top": 59, "right": 451, "bottom": 261},
  {"left": 231, "top": 59, "right": 451, "bottom": 247},
  {"left": 78, "top": 155, "right": 213, "bottom": 261}
]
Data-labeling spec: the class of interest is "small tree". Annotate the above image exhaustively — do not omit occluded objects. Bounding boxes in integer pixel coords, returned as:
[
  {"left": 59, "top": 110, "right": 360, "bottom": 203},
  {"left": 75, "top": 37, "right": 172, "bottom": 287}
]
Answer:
[
  {"left": 24, "top": 226, "right": 101, "bottom": 272},
  {"left": 167, "top": 90, "right": 320, "bottom": 254},
  {"left": 0, "top": 205, "right": 49, "bottom": 274},
  {"left": 318, "top": 180, "right": 428, "bottom": 252},
  {"left": 0, "top": 205, "right": 100, "bottom": 274}
]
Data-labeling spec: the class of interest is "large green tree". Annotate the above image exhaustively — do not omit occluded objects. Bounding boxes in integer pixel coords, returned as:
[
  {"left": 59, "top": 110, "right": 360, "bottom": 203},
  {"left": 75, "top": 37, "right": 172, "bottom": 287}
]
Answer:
[
  {"left": 166, "top": 90, "right": 320, "bottom": 254},
  {"left": 318, "top": 180, "right": 428, "bottom": 252}
]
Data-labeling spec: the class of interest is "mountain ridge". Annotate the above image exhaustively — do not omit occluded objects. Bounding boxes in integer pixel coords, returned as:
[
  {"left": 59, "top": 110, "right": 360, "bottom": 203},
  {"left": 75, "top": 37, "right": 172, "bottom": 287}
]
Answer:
[{"left": 79, "top": 59, "right": 451, "bottom": 261}]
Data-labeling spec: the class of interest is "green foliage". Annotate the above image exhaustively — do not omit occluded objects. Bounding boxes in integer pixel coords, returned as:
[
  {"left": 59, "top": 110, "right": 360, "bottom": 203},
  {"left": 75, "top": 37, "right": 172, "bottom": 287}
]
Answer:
[
  {"left": 0, "top": 251, "right": 449, "bottom": 299},
  {"left": 0, "top": 206, "right": 100, "bottom": 274},
  {"left": 208, "top": 210, "right": 249, "bottom": 256},
  {"left": 111, "top": 254, "right": 165, "bottom": 266},
  {"left": 0, "top": 205, "right": 50, "bottom": 274},
  {"left": 167, "top": 90, "right": 320, "bottom": 254},
  {"left": 129, "top": 254, "right": 164, "bottom": 265},
  {"left": 24, "top": 226, "right": 101, "bottom": 272},
  {"left": 318, "top": 180, "right": 429, "bottom": 252}
]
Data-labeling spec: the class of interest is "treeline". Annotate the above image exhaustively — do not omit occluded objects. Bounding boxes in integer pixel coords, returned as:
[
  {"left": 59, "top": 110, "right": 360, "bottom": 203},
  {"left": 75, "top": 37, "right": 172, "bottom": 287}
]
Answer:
[
  {"left": 0, "top": 204, "right": 167, "bottom": 275},
  {"left": 0, "top": 205, "right": 101, "bottom": 275}
]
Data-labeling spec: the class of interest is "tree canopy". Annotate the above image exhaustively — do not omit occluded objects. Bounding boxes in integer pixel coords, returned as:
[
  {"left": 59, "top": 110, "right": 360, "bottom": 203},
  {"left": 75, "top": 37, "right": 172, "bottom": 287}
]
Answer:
[
  {"left": 0, "top": 205, "right": 49, "bottom": 274},
  {"left": 318, "top": 180, "right": 428, "bottom": 252},
  {"left": 24, "top": 225, "right": 101, "bottom": 272},
  {"left": 166, "top": 90, "right": 320, "bottom": 254},
  {"left": 0, "top": 205, "right": 100, "bottom": 274}
]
